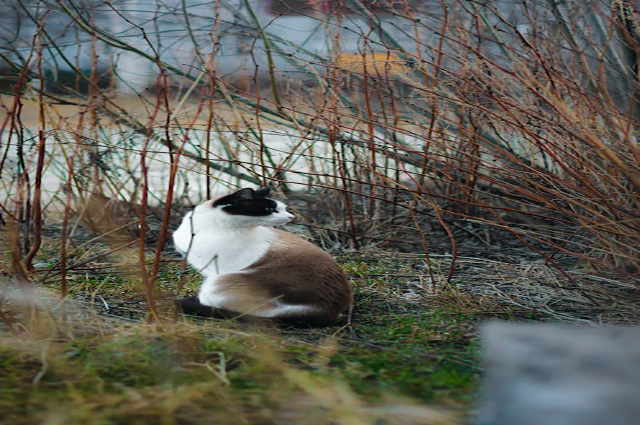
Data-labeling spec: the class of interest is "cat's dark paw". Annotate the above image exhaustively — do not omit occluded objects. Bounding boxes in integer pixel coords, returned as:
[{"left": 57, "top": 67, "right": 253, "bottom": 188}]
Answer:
[
  {"left": 175, "top": 296, "right": 244, "bottom": 320},
  {"left": 176, "top": 296, "right": 217, "bottom": 317}
]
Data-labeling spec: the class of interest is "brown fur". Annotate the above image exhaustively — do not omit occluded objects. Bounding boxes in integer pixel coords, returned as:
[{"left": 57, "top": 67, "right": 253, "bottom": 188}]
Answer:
[{"left": 214, "top": 229, "right": 353, "bottom": 324}]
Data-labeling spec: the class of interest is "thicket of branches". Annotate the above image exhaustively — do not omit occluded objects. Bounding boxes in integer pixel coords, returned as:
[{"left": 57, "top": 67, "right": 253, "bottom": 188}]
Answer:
[{"left": 1, "top": 0, "right": 638, "bottom": 300}]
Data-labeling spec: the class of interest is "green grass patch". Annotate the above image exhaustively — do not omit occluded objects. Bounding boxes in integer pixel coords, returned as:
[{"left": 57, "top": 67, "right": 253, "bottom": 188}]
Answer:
[{"left": 329, "top": 310, "right": 478, "bottom": 406}]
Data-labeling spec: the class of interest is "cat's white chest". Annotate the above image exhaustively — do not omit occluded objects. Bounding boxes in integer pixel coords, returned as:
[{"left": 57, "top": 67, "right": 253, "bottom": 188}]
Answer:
[
  {"left": 208, "top": 231, "right": 271, "bottom": 275},
  {"left": 173, "top": 219, "right": 273, "bottom": 277}
]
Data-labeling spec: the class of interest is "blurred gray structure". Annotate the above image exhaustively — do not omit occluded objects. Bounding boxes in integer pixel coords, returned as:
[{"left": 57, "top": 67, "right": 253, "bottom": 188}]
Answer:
[
  {"left": 1, "top": 1, "right": 622, "bottom": 92},
  {"left": 477, "top": 322, "right": 640, "bottom": 425}
]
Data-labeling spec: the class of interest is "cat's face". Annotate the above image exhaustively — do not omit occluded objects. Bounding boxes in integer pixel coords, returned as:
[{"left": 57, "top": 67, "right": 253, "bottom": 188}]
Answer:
[{"left": 191, "top": 187, "right": 294, "bottom": 229}]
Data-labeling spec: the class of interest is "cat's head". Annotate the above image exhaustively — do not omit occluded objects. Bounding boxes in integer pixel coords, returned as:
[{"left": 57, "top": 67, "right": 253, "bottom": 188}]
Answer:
[{"left": 191, "top": 187, "right": 293, "bottom": 229}]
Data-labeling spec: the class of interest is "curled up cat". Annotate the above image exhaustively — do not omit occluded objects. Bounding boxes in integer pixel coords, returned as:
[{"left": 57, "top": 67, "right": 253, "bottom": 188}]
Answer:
[{"left": 173, "top": 187, "right": 353, "bottom": 326}]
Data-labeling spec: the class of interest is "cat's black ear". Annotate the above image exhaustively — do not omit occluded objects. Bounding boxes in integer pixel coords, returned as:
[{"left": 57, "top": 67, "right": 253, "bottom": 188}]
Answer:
[
  {"left": 234, "top": 188, "right": 255, "bottom": 201},
  {"left": 213, "top": 188, "right": 254, "bottom": 207},
  {"left": 254, "top": 187, "right": 270, "bottom": 198}
]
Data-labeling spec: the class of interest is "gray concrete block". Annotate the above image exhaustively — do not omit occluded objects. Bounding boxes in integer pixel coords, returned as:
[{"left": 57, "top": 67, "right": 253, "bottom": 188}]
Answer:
[{"left": 476, "top": 322, "right": 640, "bottom": 425}]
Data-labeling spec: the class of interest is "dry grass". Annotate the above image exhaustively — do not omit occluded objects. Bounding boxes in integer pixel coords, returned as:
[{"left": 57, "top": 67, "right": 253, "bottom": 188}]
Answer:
[{"left": 341, "top": 250, "right": 640, "bottom": 324}]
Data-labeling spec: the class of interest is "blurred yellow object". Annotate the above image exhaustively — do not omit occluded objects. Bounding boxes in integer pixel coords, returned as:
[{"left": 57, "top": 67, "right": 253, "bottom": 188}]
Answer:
[{"left": 333, "top": 52, "right": 416, "bottom": 79}]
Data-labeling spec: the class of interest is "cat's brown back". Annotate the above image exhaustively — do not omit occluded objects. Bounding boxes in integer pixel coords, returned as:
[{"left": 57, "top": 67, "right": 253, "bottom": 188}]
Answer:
[{"left": 242, "top": 229, "right": 353, "bottom": 320}]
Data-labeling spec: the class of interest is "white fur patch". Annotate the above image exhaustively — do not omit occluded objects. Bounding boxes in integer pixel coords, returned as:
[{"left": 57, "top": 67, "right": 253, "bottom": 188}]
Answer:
[
  {"left": 174, "top": 224, "right": 274, "bottom": 277},
  {"left": 254, "top": 303, "right": 319, "bottom": 318}
]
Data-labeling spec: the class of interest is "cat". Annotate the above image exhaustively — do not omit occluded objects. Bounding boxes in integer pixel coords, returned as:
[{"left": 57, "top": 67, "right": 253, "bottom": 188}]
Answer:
[{"left": 172, "top": 187, "right": 353, "bottom": 326}]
